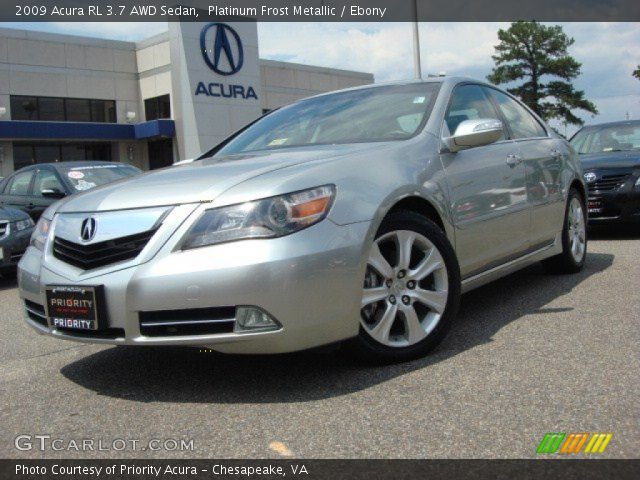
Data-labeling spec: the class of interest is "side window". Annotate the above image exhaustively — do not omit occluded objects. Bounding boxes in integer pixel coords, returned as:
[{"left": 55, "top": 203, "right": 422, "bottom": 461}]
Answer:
[
  {"left": 7, "top": 170, "right": 34, "bottom": 196},
  {"left": 444, "top": 85, "right": 505, "bottom": 139},
  {"left": 486, "top": 88, "right": 546, "bottom": 139},
  {"left": 33, "top": 169, "right": 65, "bottom": 196}
]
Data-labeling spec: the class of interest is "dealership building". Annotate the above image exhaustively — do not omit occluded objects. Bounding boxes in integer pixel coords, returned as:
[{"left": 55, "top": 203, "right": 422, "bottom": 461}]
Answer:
[{"left": 0, "top": 22, "right": 373, "bottom": 176}]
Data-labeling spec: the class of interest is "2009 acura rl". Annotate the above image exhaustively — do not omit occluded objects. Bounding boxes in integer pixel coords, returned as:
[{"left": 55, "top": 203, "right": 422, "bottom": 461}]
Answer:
[{"left": 18, "top": 77, "right": 587, "bottom": 362}]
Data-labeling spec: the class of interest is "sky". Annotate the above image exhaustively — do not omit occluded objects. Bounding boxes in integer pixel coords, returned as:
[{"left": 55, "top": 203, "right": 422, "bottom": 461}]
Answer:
[{"left": 2, "top": 21, "right": 639, "bottom": 136}]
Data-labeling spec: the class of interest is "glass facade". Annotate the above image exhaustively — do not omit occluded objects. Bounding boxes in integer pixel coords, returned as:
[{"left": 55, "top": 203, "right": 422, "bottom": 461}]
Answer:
[
  {"left": 12, "top": 142, "right": 113, "bottom": 171},
  {"left": 144, "top": 94, "right": 171, "bottom": 121},
  {"left": 10, "top": 96, "right": 116, "bottom": 123}
]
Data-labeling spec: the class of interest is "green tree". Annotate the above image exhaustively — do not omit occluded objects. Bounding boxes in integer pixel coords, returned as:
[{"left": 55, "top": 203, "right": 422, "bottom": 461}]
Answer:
[
  {"left": 487, "top": 21, "right": 597, "bottom": 126},
  {"left": 634, "top": 65, "right": 640, "bottom": 80}
]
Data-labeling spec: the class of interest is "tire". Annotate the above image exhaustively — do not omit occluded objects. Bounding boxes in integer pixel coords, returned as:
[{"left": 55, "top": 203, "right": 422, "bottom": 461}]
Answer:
[
  {"left": 542, "top": 187, "right": 587, "bottom": 274},
  {"left": 349, "top": 210, "right": 461, "bottom": 363}
]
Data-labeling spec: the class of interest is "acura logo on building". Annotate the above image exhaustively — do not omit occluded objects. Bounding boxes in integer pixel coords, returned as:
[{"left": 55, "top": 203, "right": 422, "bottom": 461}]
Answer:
[
  {"left": 200, "top": 23, "right": 244, "bottom": 75},
  {"left": 80, "top": 217, "right": 97, "bottom": 242}
]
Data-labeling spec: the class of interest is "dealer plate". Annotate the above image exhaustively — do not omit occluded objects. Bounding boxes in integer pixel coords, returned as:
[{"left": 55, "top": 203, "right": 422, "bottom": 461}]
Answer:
[{"left": 45, "top": 285, "right": 101, "bottom": 330}]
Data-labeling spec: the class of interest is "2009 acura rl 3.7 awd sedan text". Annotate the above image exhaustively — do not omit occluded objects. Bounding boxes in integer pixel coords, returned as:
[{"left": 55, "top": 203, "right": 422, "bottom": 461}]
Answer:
[{"left": 18, "top": 77, "right": 587, "bottom": 362}]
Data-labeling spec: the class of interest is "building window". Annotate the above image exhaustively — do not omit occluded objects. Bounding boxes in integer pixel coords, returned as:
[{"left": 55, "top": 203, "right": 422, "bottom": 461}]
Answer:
[
  {"left": 10, "top": 96, "right": 116, "bottom": 122},
  {"left": 65, "top": 98, "right": 91, "bottom": 122},
  {"left": 144, "top": 94, "right": 171, "bottom": 121},
  {"left": 12, "top": 142, "right": 113, "bottom": 171}
]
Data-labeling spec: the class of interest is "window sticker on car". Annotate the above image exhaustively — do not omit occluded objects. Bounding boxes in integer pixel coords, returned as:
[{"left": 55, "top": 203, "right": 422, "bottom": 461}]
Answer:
[
  {"left": 413, "top": 96, "right": 426, "bottom": 104},
  {"left": 67, "top": 171, "right": 85, "bottom": 179},
  {"left": 268, "top": 138, "right": 288, "bottom": 146},
  {"left": 73, "top": 180, "right": 96, "bottom": 191}
]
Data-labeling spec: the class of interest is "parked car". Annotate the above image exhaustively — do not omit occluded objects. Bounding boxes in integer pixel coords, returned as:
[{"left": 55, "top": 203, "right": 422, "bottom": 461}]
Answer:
[
  {"left": 0, "top": 206, "right": 34, "bottom": 276},
  {"left": 570, "top": 120, "right": 640, "bottom": 225},
  {"left": 18, "top": 78, "right": 587, "bottom": 362},
  {"left": 0, "top": 161, "right": 142, "bottom": 222}
]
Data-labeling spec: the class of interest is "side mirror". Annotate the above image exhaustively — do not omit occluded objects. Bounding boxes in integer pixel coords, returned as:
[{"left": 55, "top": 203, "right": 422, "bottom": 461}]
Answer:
[
  {"left": 445, "top": 118, "right": 503, "bottom": 153},
  {"left": 41, "top": 188, "right": 66, "bottom": 199}
]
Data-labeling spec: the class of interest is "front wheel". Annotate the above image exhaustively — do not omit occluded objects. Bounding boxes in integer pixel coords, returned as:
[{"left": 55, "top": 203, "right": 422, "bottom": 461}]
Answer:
[
  {"left": 542, "top": 187, "right": 587, "bottom": 274},
  {"left": 350, "top": 211, "right": 461, "bottom": 363}
]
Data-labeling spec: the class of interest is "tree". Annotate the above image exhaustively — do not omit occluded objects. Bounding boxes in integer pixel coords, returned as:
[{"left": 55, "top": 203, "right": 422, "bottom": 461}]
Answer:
[
  {"left": 634, "top": 66, "right": 640, "bottom": 80},
  {"left": 487, "top": 21, "right": 597, "bottom": 126}
]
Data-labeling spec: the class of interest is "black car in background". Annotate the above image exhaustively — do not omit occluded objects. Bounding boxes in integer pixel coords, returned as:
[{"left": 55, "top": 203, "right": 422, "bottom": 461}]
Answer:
[
  {"left": 0, "top": 162, "right": 142, "bottom": 221},
  {"left": 570, "top": 120, "right": 640, "bottom": 225},
  {"left": 0, "top": 206, "right": 34, "bottom": 276}
]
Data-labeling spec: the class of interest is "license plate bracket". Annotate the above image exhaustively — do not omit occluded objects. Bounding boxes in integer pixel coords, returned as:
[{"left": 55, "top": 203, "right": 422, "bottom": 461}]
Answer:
[
  {"left": 588, "top": 199, "right": 603, "bottom": 214},
  {"left": 45, "top": 285, "right": 106, "bottom": 331}
]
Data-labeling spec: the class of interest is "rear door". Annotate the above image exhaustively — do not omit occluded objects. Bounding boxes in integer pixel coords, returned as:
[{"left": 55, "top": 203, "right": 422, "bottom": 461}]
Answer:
[
  {"left": 0, "top": 168, "right": 36, "bottom": 217},
  {"left": 485, "top": 87, "right": 564, "bottom": 248},
  {"left": 440, "top": 84, "right": 530, "bottom": 279}
]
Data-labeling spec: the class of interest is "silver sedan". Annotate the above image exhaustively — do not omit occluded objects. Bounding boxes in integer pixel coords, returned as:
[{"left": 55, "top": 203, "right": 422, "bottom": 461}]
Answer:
[{"left": 18, "top": 77, "right": 587, "bottom": 362}]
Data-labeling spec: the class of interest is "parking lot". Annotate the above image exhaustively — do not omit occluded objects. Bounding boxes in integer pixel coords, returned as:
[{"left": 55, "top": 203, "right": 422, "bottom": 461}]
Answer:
[{"left": 1, "top": 228, "right": 638, "bottom": 459}]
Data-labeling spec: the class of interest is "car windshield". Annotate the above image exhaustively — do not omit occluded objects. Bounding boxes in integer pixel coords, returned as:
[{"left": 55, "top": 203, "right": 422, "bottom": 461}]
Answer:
[
  {"left": 570, "top": 123, "right": 640, "bottom": 154},
  {"left": 214, "top": 83, "right": 441, "bottom": 155},
  {"left": 60, "top": 164, "right": 141, "bottom": 192}
]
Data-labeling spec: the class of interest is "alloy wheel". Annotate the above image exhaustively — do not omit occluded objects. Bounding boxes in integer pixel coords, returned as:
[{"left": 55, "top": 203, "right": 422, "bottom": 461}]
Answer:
[
  {"left": 568, "top": 197, "right": 586, "bottom": 263},
  {"left": 361, "top": 230, "right": 449, "bottom": 347}
]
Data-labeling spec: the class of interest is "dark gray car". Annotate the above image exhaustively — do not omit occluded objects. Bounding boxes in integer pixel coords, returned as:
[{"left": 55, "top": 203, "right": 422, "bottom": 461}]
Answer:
[
  {"left": 0, "top": 206, "right": 34, "bottom": 276},
  {"left": 0, "top": 161, "right": 141, "bottom": 222}
]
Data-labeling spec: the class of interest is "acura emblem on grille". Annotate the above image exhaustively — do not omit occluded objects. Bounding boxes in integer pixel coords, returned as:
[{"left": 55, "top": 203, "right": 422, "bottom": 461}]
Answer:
[{"left": 80, "top": 217, "right": 97, "bottom": 242}]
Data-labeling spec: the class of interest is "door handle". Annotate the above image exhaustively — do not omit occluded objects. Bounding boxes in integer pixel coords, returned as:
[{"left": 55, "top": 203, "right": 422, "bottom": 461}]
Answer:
[
  {"left": 26, "top": 203, "right": 35, "bottom": 209},
  {"left": 506, "top": 154, "right": 522, "bottom": 167}
]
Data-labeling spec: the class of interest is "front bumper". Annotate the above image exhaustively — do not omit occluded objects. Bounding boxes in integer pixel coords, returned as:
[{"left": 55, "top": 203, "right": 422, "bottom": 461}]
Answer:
[
  {"left": 18, "top": 219, "right": 371, "bottom": 354},
  {"left": 587, "top": 189, "right": 640, "bottom": 224},
  {"left": 0, "top": 227, "right": 33, "bottom": 271}
]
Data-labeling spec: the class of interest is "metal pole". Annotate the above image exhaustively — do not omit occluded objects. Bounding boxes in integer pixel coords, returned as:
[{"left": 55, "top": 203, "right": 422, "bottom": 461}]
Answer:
[{"left": 412, "top": 0, "right": 422, "bottom": 79}]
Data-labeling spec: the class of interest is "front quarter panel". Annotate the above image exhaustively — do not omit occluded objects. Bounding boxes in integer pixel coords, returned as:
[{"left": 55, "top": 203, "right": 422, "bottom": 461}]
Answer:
[{"left": 213, "top": 136, "right": 453, "bottom": 241}]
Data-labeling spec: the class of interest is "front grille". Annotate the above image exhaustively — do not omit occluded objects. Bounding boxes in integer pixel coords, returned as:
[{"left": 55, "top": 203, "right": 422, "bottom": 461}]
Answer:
[
  {"left": 139, "top": 307, "right": 236, "bottom": 337},
  {"left": 588, "top": 173, "right": 631, "bottom": 192},
  {"left": 52, "top": 229, "right": 157, "bottom": 270},
  {"left": 24, "top": 300, "right": 48, "bottom": 328},
  {"left": 0, "top": 221, "right": 8, "bottom": 239}
]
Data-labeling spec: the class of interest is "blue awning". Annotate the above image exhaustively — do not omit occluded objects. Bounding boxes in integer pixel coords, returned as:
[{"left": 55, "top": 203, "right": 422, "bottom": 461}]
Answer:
[{"left": 0, "top": 119, "right": 175, "bottom": 141}]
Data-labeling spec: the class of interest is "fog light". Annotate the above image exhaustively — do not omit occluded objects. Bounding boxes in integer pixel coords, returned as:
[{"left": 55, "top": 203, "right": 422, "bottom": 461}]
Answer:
[{"left": 234, "top": 307, "right": 280, "bottom": 333}]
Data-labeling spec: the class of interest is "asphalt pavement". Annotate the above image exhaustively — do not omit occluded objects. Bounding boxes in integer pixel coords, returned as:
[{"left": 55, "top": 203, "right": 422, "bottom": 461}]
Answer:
[{"left": 1, "top": 228, "right": 638, "bottom": 459}]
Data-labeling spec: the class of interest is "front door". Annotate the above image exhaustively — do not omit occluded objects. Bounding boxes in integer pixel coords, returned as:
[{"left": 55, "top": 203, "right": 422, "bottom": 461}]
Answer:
[{"left": 440, "top": 84, "right": 530, "bottom": 279}]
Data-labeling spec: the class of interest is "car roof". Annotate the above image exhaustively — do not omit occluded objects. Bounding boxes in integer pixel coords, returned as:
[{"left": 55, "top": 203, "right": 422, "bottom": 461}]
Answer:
[
  {"left": 49, "top": 161, "right": 131, "bottom": 169},
  {"left": 10, "top": 161, "right": 137, "bottom": 174},
  {"left": 301, "top": 76, "right": 491, "bottom": 100},
  {"left": 576, "top": 119, "right": 640, "bottom": 132}
]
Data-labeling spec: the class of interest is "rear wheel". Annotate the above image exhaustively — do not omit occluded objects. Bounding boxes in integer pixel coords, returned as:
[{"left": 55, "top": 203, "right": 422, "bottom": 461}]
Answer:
[
  {"left": 351, "top": 211, "right": 460, "bottom": 363},
  {"left": 542, "top": 188, "right": 587, "bottom": 274}
]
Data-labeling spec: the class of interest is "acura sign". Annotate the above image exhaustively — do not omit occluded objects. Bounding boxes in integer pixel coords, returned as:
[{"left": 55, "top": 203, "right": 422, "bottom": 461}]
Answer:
[
  {"left": 200, "top": 22, "right": 244, "bottom": 75},
  {"left": 196, "top": 22, "right": 258, "bottom": 101}
]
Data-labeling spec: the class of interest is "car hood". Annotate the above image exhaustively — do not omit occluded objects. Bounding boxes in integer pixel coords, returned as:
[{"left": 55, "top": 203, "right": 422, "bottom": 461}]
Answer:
[
  {"left": 56, "top": 143, "right": 382, "bottom": 213},
  {"left": 0, "top": 206, "right": 30, "bottom": 222},
  {"left": 580, "top": 151, "right": 640, "bottom": 170}
]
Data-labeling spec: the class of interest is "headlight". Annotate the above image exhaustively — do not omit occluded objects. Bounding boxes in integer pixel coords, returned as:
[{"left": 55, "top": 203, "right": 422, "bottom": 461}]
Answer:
[
  {"left": 14, "top": 218, "right": 34, "bottom": 232},
  {"left": 635, "top": 176, "right": 640, "bottom": 188},
  {"left": 181, "top": 185, "right": 335, "bottom": 249},
  {"left": 30, "top": 217, "right": 51, "bottom": 251}
]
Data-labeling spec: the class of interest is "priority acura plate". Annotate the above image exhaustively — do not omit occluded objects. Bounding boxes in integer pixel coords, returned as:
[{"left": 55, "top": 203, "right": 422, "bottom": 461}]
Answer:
[
  {"left": 588, "top": 199, "right": 603, "bottom": 214},
  {"left": 45, "top": 285, "right": 102, "bottom": 330}
]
